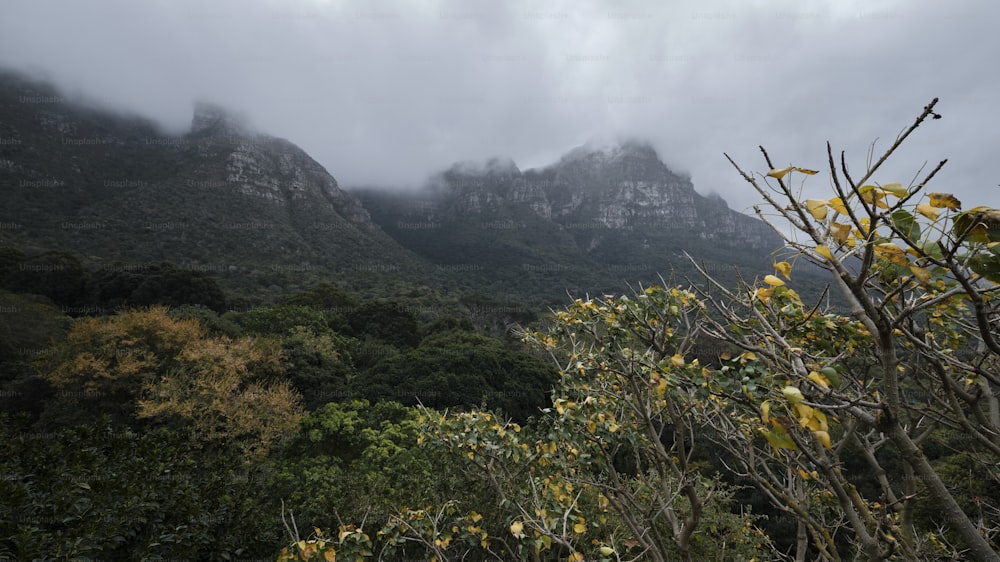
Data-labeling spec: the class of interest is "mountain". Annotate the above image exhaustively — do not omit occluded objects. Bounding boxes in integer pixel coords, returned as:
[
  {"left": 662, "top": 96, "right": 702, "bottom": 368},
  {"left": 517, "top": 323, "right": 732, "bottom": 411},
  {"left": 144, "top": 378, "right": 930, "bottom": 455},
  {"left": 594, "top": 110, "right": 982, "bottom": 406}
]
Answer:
[
  {"left": 0, "top": 69, "right": 794, "bottom": 307},
  {"left": 353, "top": 139, "right": 783, "bottom": 301},
  {"left": 0, "top": 70, "right": 426, "bottom": 295}
]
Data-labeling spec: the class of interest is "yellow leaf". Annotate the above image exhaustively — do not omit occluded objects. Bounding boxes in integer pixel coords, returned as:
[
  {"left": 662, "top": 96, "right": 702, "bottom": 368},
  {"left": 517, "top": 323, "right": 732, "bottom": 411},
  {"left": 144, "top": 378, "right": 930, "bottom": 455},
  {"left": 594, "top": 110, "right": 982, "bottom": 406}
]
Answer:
[
  {"left": 813, "top": 430, "right": 832, "bottom": 449},
  {"left": 568, "top": 553, "right": 584, "bottom": 562},
  {"left": 860, "top": 187, "right": 887, "bottom": 208},
  {"left": 796, "top": 167, "right": 819, "bottom": 175},
  {"left": 828, "top": 197, "right": 848, "bottom": 215},
  {"left": 909, "top": 265, "right": 931, "bottom": 285},
  {"left": 510, "top": 521, "right": 525, "bottom": 538},
  {"left": 767, "top": 167, "right": 794, "bottom": 179},
  {"left": 799, "top": 468, "right": 811, "bottom": 480},
  {"left": 741, "top": 351, "right": 757, "bottom": 361},
  {"left": 754, "top": 287, "right": 773, "bottom": 303},
  {"left": 805, "top": 199, "right": 829, "bottom": 220},
  {"left": 916, "top": 203, "right": 941, "bottom": 220},
  {"left": 815, "top": 245, "right": 834, "bottom": 261},
  {"left": 829, "top": 222, "right": 851, "bottom": 245},
  {"left": 600, "top": 546, "right": 615, "bottom": 556},
  {"left": 774, "top": 261, "right": 792, "bottom": 279},
  {"left": 573, "top": 521, "right": 587, "bottom": 534},
  {"left": 782, "top": 386, "right": 804, "bottom": 404},
  {"left": 671, "top": 353, "right": 685, "bottom": 367},
  {"left": 880, "top": 182, "right": 907, "bottom": 197},
  {"left": 764, "top": 274, "right": 785, "bottom": 287},
  {"left": 807, "top": 371, "right": 830, "bottom": 389},
  {"left": 812, "top": 409, "right": 828, "bottom": 432},
  {"left": 874, "top": 243, "right": 908, "bottom": 266},
  {"left": 324, "top": 549, "right": 337, "bottom": 562},
  {"left": 795, "top": 403, "right": 814, "bottom": 427},
  {"left": 761, "top": 400, "right": 771, "bottom": 424},
  {"left": 928, "top": 192, "right": 962, "bottom": 210}
]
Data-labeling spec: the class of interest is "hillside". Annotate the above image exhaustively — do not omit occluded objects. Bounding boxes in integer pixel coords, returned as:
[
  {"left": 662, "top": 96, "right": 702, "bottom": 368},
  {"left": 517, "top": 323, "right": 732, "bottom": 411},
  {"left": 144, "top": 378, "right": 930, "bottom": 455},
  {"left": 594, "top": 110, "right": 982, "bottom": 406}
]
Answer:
[
  {"left": 0, "top": 70, "right": 429, "bottom": 296},
  {"left": 354, "top": 140, "right": 787, "bottom": 302}
]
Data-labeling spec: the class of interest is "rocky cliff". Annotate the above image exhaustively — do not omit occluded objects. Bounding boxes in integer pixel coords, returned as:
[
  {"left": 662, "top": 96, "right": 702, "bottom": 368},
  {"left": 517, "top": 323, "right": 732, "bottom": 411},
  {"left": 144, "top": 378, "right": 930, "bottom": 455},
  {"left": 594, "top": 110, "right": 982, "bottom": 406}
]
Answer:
[
  {"left": 353, "top": 140, "right": 783, "bottom": 302},
  {"left": 0, "top": 70, "right": 424, "bottom": 292}
]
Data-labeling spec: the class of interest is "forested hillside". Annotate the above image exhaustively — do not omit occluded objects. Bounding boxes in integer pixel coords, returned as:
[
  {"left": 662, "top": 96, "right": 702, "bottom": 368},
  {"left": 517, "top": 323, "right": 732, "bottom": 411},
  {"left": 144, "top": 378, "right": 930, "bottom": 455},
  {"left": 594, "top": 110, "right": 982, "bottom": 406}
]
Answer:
[{"left": 2, "top": 78, "right": 998, "bottom": 561}]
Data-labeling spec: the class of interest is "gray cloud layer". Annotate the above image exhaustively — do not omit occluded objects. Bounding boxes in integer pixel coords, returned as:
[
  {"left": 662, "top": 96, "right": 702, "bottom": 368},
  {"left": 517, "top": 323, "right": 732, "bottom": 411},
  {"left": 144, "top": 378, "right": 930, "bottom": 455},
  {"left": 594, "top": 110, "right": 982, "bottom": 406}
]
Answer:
[{"left": 2, "top": 0, "right": 997, "bottom": 214}]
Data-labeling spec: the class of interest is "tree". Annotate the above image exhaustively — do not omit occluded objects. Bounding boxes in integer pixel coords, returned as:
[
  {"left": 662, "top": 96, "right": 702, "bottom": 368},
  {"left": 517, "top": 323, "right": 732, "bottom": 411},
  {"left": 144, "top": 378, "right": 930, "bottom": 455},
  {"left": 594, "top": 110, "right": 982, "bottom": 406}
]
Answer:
[
  {"left": 418, "top": 288, "right": 769, "bottom": 562},
  {"left": 89, "top": 261, "right": 226, "bottom": 313},
  {"left": 1, "top": 250, "right": 88, "bottom": 309},
  {"left": 683, "top": 99, "right": 1000, "bottom": 560},
  {"left": 0, "top": 414, "right": 283, "bottom": 560},
  {"left": 39, "top": 306, "right": 302, "bottom": 457},
  {"left": 362, "top": 329, "right": 556, "bottom": 421}
]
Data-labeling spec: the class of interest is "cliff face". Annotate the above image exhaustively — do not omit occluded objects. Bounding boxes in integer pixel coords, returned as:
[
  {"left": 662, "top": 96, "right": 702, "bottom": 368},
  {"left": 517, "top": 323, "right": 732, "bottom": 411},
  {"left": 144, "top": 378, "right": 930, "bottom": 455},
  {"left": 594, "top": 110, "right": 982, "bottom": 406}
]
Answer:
[
  {"left": 353, "top": 140, "right": 783, "bottom": 302},
  {"left": 0, "top": 70, "right": 421, "bottom": 284},
  {"left": 382, "top": 139, "right": 779, "bottom": 254}
]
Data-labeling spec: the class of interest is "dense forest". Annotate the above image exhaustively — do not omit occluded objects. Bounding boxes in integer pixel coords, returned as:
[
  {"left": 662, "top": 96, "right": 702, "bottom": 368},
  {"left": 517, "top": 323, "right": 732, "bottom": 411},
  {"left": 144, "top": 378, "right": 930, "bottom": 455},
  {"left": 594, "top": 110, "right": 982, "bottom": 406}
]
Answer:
[{"left": 3, "top": 102, "right": 1000, "bottom": 562}]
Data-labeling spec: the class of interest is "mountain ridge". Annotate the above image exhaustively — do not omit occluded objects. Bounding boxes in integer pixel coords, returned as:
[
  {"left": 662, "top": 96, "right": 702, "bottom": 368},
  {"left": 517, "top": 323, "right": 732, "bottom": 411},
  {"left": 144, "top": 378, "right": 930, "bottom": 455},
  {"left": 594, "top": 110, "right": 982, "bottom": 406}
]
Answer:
[
  {"left": 1, "top": 68, "right": 790, "bottom": 304},
  {"left": 0, "top": 69, "right": 429, "bottom": 295}
]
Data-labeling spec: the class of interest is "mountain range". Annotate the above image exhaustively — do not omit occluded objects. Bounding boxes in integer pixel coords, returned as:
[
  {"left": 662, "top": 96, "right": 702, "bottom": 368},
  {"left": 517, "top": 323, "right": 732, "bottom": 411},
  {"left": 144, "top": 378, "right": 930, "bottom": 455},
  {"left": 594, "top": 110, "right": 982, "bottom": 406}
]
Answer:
[{"left": 0, "top": 69, "right": 785, "bottom": 305}]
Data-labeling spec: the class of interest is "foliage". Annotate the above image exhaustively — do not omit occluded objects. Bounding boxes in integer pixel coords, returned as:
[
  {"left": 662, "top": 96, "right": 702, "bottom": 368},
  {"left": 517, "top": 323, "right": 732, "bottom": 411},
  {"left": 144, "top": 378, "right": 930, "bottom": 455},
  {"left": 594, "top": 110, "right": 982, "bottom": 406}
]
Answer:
[
  {"left": 0, "top": 414, "right": 282, "bottom": 561},
  {"left": 0, "top": 290, "right": 71, "bottom": 420},
  {"left": 682, "top": 99, "right": 1000, "bottom": 560},
  {"left": 233, "top": 304, "right": 333, "bottom": 337},
  {"left": 89, "top": 261, "right": 228, "bottom": 313},
  {"left": 279, "top": 326, "right": 359, "bottom": 410},
  {"left": 362, "top": 329, "right": 556, "bottom": 421},
  {"left": 348, "top": 301, "right": 421, "bottom": 349},
  {"left": 272, "top": 401, "right": 483, "bottom": 533},
  {"left": 38, "top": 306, "right": 303, "bottom": 456},
  {"left": 0, "top": 250, "right": 89, "bottom": 308}
]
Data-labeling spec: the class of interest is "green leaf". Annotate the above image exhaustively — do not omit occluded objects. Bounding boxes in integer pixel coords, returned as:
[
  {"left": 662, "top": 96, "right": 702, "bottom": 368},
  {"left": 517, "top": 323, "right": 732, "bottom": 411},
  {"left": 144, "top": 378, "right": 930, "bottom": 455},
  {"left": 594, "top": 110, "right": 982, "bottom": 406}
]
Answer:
[
  {"left": 819, "top": 367, "right": 841, "bottom": 388},
  {"left": 968, "top": 253, "right": 1000, "bottom": 283},
  {"left": 763, "top": 424, "right": 798, "bottom": 451},
  {"left": 953, "top": 207, "right": 1000, "bottom": 243},
  {"left": 921, "top": 239, "right": 945, "bottom": 259},
  {"left": 890, "top": 209, "right": 921, "bottom": 242},
  {"left": 881, "top": 182, "right": 908, "bottom": 197}
]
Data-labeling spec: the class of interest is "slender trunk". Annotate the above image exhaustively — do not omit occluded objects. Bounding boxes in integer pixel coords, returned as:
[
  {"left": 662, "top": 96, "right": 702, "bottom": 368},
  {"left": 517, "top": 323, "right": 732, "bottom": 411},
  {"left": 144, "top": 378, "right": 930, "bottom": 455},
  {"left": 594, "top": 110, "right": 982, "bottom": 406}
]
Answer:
[
  {"left": 888, "top": 424, "right": 1000, "bottom": 562},
  {"left": 984, "top": 382, "right": 1000, "bottom": 449},
  {"left": 900, "top": 462, "right": 917, "bottom": 551},
  {"left": 796, "top": 519, "right": 808, "bottom": 562}
]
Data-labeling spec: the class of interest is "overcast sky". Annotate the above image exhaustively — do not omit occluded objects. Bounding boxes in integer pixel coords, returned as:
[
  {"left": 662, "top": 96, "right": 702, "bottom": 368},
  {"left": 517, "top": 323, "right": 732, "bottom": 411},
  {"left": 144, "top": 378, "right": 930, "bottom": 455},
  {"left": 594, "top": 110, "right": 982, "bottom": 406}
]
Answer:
[{"left": 2, "top": 0, "right": 998, "bottom": 215}]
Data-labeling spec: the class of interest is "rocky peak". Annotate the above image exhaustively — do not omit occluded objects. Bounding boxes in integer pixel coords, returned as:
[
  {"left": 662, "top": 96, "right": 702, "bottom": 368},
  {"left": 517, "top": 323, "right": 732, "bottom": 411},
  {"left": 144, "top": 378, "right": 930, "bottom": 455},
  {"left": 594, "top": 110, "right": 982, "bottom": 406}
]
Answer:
[
  {"left": 554, "top": 138, "right": 681, "bottom": 187},
  {"left": 445, "top": 156, "right": 520, "bottom": 178},
  {"left": 190, "top": 100, "right": 251, "bottom": 136},
  {"left": 560, "top": 137, "right": 658, "bottom": 163}
]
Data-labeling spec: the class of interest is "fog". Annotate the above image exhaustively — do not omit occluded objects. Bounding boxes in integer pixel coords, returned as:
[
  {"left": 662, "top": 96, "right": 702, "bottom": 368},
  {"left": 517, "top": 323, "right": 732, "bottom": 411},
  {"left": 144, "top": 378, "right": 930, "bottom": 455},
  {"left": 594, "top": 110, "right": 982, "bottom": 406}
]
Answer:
[{"left": 2, "top": 0, "right": 998, "bottom": 213}]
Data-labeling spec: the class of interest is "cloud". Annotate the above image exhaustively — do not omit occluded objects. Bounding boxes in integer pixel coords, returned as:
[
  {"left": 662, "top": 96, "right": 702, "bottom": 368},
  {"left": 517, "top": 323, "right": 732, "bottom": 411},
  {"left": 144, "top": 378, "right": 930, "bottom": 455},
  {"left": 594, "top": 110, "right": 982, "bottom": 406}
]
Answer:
[{"left": 1, "top": 0, "right": 997, "bottom": 212}]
